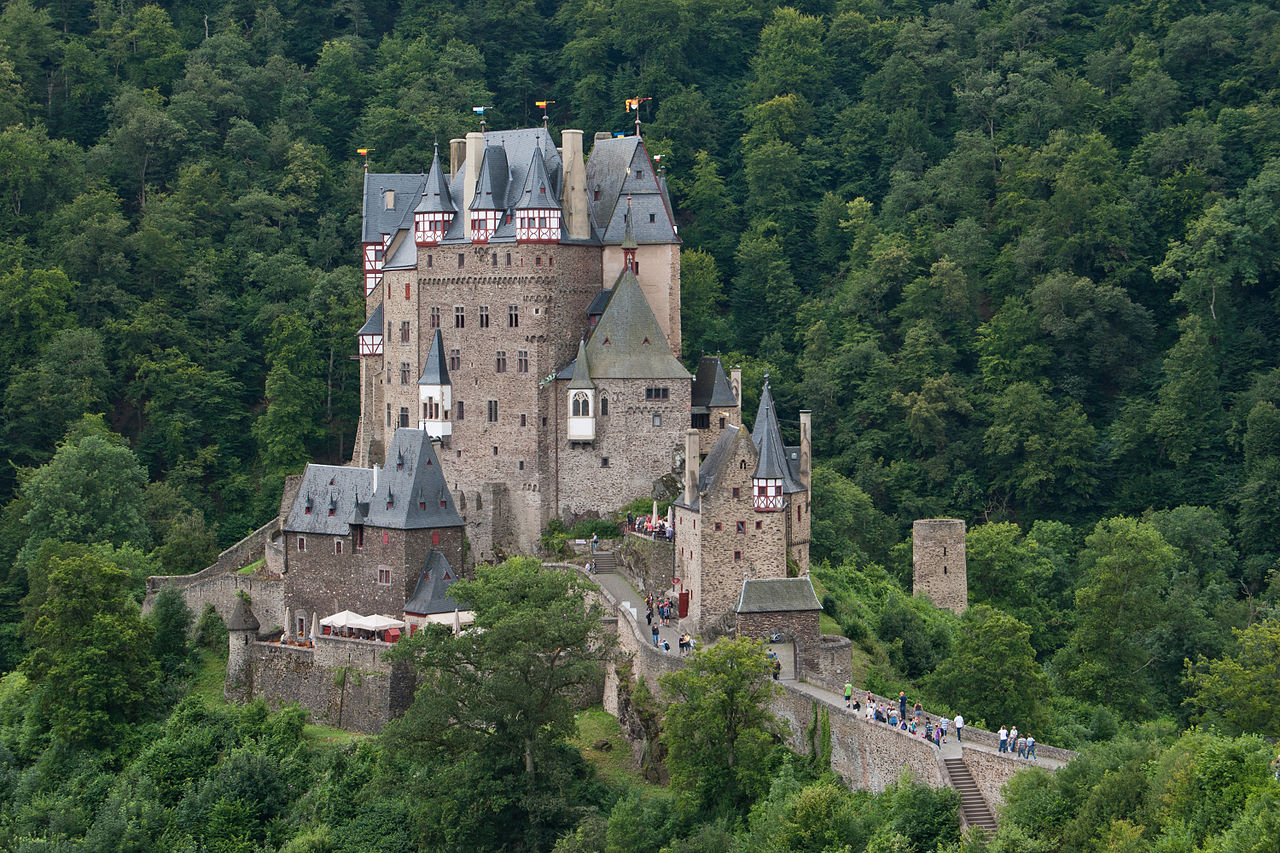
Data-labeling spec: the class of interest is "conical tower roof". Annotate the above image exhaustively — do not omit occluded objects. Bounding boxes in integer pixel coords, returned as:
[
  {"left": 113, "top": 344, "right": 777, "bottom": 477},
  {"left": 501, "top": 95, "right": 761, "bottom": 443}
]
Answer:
[
  {"left": 584, "top": 271, "right": 689, "bottom": 380},
  {"left": 568, "top": 339, "right": 594, "bottom": 389},
  {"left": 418, "top": 328, "right": 451, "bottom": 386},
  {"left": 752, "top": 377, "right": 804, "bottom": 492},
  {"left": 514, "top": 146, "right": 561, "bottom": 210}
]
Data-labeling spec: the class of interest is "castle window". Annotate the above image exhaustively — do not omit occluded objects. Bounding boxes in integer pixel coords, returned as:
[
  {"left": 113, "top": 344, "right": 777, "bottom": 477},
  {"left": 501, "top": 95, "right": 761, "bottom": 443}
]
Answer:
[
  {"left": 399, "top": 407, "right": 409, "bottom": 428},
  {"left": 520, "top": 413, "right": 527, "bottom": 427},
  {"left": 304, "top": 504, "right": 312, "bottom": 515},
  {"left": 427, "top": 255, "right": 433, "bottom": 268},
  {"left": 386, "top": 404, "right": 391, "bottom": 426},
  {"left": 419, "top": 500, "right": 426, "bottom": 510},
  {"left": 355, "top": 526, "right": 364, "bottom": 548},
  {"left": 458, "top": 254, "right": 464, "bottom": 268},
  {"left": 572, "top": 392, "right": 591, "bottom": 417},
  {"left": 732, "top": 487, "right": 740, "bottom": 499},
  {"left": 455, "top": 306, "right": 465, "bottom": 328},
  {"left": 457, "top": 401, "right": 464, "bottom": 420},
  {"left": 487, "top": 400, "right": 498, "bottom": 422},
  {"left": 636, "top": 170, "right": 642, "bottom": 178},
  {"left": 691, "top": 412, "right": 709, "bottom": 429},
  {"left": 335, "top": 539, "right": 343, "bottom": 554},
  {"left": 755, "top": 520, "right": 762, "bottom": 530},
  {"left": 400, "top": 321, "right": 410, "bottom": 343},
  {"left": 448, "top": 349, "right": 461, "bottom": 371},
  {"left": 405, "top": 282, "right": 411, "bottom": 300},
  {"left": 384, "top": 189, "right": 395, "bottom": 209},
  {"left": 734, "top": 550, "right": 741, "bottom": 562},
  {"left": 430, "top": 307, "right": 440, "bottom": 329},
  {"left": 649, "top": 213, "right": 656, "bottom": 222},
  {"left": 517, "top": 350, "right": 528, "bottom": 373},
  {"left": 328, "top": 507, "right": 335, "bottom": 517},
  {"left": 600, "top": 396, "right": 609, "bottom": 415},
  {"left": 506, "top": 253, "right": 511, "bottom": 266},
  {"left": 495, "top": 351, "right": 507, "bottom": 373},
  {"left": 594, "top": 189, "right": 599, "bottom": 200},
  {"left": 715, "top": 522, "right": 722, "bottom": 531},
  {"left": 382, "top": 531, "right": 389, "bottom": 545},
  {"left": 645, "top": 387, "right": 669, "bottom": 400},
  {"left": 492, "top": 254, "right": 498, "bottom": 266},
  {"left": 297, "top": 536, "right": 306, "bottom": 551},
  {"left": 740, "top": 460, "right": 747, "bottom": 470},
  {"left": 633, "top": 262, "right": 639, "bottom": 273},
  {"left": 479, "top": 305, "right": 490, "bottom": 327},
  {"left": 798, "top": 506, "right": 802, "bottom": 521},
  {"left": 400, "top": 363, "right": 411, "bottom": 384},
  {"left": 535, "top": 256, "right": 542, "bottom": 266},
  {"left": 736, "top": 521, "right": 745, "bottom": 534},
  {"left": 508, "top": 305, "right": 519, "bottom": 327},
  {"left": 493, "top": 446, "right": 498, "bottom": 455},
  {"left": 601, "top": 457, "right": 610, "bottom": 468},
  {"left": 518, "top": 460, "right": 524, "bottom": 470},
  {"left": 432, "top": 531, "right": 440, "bottom": 545},
  {"left": 652, "top": 413, "right": 662, "bottom": 427},
  {"left": 719, "top": 416, "right": 726, "bottom": 429},
  {"left": 943, "top": 546, "right": 947, "bottom": 556},
  {"left": 378, "top": 567, "right": 391, "bottom": 585}
]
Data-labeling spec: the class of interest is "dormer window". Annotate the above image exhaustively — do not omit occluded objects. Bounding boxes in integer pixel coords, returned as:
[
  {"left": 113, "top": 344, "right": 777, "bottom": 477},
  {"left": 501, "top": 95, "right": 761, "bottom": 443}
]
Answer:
[
  {"left": 383, "top": 189, "right": 395, "bottom": 209},
  {"left": 572, "top": 392, "right": 591, "bottom": 417}
]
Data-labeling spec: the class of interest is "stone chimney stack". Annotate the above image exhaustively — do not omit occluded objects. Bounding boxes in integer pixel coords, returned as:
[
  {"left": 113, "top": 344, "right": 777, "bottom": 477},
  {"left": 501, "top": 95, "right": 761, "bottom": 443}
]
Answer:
[
  {"left": 464, "top": 131, "right": 484, "bottom": 240},
  {"left": 449, "top": 138, "right": 465, "bottom": 177},
  {"left": 684, "top": 429, "right": 699, "bottom": 506},
  {"left": 799, "top": 410, "right": 812, "bottom": 493},
  {"left": 560, "top": 129, "right": 591, "bottom": 240}
]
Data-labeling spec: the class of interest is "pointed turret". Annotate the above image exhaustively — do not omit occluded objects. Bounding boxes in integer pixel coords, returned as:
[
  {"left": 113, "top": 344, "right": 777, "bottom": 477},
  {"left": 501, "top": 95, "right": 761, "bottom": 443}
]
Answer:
[
  {"left": 468, "top": 145, "right": 507, "bottom": 242},
  {"left": 622, "top": 195, "right": 638, "bottom": 273},
  {"left": 567, "top": 339, "right": 596, "bottom": 441},
  {"left": 418, "top": 329, "right": 452, "bottom": 440},
  {"left": 515, "top": 147, "right": 562, "bottom": 243},
  {"left": 751, "top": 376, "right": 802, "bottom": 511},
  {"left": 414, "top": 144, "right": 454, "bottom": 246}
]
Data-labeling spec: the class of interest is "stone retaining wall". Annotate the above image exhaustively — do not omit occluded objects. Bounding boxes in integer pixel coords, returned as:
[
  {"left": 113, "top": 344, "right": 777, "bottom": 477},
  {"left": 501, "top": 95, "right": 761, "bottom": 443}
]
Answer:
[
  {"left": 962, "top": 743, "right": 1033, "bottom": 812},
  {"left": 617, "top": 533, "right": 676, "bottom": 599}
]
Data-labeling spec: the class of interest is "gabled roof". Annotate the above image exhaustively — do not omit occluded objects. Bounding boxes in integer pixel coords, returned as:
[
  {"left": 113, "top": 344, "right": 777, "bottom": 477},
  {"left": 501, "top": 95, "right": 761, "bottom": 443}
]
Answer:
[
  {"left": 677, "top": 423, "right": 751, "bottom": 512},
  {"left": 404, "top": 551, "right": 464, "bottom": 615},
  {"left": 382, "top": 228, "right": 417, "bottom": 269},
  {"left": 514, "top": 147, "right": 561, "bottom": 210},
  {"left": 415, "top": 146, "right": 453, "bottom": 213},
  {"left": 691, "top": 357, "right": 737, "bottom": 409},
  {"left": 362, "top": 429, "right": 464, "bottom": 530},
  {"left": 362, "top": 173, "right": 426, "bottom": 243},
  {"left": 586, "top": 289, "right": 612, "bottom": 317},
  {"left": 567, "top": 339, "right": 594, "bottom": 390},
  {"left": 227, "top": 596, "right": 260, "bottom": 631},
  {"left": 583, "top": 271, "right": 689, "bottom": 380},
  {"left": 419, "top": 328, "right": 450, "bottom": 386},
  {"left": 357, "top": 303, "right": 384, "bottom": 337},
  {"left": 752, "top": 379, "right": 805, "bottom": 493},
  {"left": 737, "top": 577, "right": 822, "bottom": 614}
]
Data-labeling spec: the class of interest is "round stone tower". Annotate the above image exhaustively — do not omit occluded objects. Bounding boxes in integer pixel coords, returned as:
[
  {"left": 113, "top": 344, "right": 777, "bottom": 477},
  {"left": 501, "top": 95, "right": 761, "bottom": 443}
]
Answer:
[
  {"left": 224, "top": 594, "right": 260, "bottom": 702},
  {"left": 912, "top": 518, "right": 967, "bottom": 615}
]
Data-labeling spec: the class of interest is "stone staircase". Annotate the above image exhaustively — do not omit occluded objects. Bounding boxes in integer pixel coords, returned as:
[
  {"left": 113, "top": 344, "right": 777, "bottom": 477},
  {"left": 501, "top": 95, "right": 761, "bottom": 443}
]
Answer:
[
  {"left": 592, "top": 551, "right": 618, "bottom": 574},
  {"left": 944, "top": 756, "right": 997, "bottom": 833}
]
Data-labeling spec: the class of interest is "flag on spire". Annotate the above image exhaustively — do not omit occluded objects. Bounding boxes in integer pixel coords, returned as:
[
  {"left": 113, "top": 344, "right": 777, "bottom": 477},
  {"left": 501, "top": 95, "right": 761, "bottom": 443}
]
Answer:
[
  {"left": 472, "top": 106, "right": 487, "bottom": 115},
  {"left": 626, "top": 97, "right": 651, "bottom": 112}
]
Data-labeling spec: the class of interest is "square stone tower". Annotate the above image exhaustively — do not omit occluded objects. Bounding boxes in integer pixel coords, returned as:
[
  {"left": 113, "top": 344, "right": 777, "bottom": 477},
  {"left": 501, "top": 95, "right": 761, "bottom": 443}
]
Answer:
[{"left": 912, "top": 518, "right": 967, "bottom": 614}]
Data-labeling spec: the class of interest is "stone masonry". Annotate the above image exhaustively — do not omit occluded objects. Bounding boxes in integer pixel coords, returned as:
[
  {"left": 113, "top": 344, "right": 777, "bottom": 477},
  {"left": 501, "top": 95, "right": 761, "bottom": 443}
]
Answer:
[{"left": 913, "top": 518, "right": 968, "bottom": 614}]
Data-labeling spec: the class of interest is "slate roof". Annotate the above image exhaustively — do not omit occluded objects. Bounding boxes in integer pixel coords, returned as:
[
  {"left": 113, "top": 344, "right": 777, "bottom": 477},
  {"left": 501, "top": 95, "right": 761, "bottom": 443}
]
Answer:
[
  {"left": 418, "top": 328, "right": 450, "bottom": 386},
  {"left": 586, "top": 289, "right": 611, "bottom": 317},
  {"left": 585, "top": 136, "right": 677, "bottom": 244},
  {"left": 513, "top": 147, "right": 561, "bottom": 210},
  {"left": 737, "top": 577, "right": 822, "bottom": 614},
  {"left": 675, "top": 423, "right": 748, "bottom": 512},
  {"left": 691, "top": 357, "right": 738, "bottom": 409},
  {"left": 470, "top": 145, "right": 509, "bottom": 211},
  {"left": 227, "top": 596, "right": 260, "bottom": 631},
  {"left": 567, "top": 339, "right": 594, "bottom": 390},
  {"left": 362, "top": 172, "right": 426, "bottom": 243},
  {"left": 404, "top": 551, "right": 464, "bottom": 615},
  {"left": 382, "top": 229, "right": 417, "bottom": 270},
  {"left": 357, "top": 303, "right": 384, "bottom": 337},
  {"left": 362, "top": 429, "right": 464, "bottom": 530},
  {"left": 752, "top": 380, "right": 805, "bottom": 493},
  {"left": 415, "top": 146, "right": 454, "bottom": 213},
  {"left": 284, "top": 430, "right": 463, "bottom": 534},
  {"left": 582, "top": 271, "right": 689, "bottom": 380}
]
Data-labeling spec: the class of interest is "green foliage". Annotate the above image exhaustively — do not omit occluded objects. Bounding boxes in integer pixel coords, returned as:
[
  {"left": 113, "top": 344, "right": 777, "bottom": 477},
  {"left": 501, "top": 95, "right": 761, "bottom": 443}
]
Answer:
[
  {"left": 659, "top": 636, "right": 783, "bottom": 819},
  {"left": 1186, "top": 620, "right": 1280, "bottom": 738}
]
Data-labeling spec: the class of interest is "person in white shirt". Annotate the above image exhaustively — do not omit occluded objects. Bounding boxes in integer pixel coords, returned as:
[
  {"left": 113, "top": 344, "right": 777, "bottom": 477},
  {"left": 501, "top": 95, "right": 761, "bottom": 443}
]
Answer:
[
  {"left": 998, "top": 725, "right": 1009, "bottom": 753},
  {"left": 954, "top": 714, "right": 965, "bottom": 741}
]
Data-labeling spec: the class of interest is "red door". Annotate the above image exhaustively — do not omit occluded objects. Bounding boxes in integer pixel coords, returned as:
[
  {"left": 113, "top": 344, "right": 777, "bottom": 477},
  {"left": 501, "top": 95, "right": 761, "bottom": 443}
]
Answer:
[{"left": 678, "top": 591, "right": 690, "bottom": 619}]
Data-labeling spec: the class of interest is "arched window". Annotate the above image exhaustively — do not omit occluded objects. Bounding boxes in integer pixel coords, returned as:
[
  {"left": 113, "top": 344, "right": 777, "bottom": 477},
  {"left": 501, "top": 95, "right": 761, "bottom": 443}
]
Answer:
[
  {"left": 600, "top": 395, "right": 609, "bottom": 416},
  {"left": 572, "top": 392, "right": 591, "bottom": 417}
]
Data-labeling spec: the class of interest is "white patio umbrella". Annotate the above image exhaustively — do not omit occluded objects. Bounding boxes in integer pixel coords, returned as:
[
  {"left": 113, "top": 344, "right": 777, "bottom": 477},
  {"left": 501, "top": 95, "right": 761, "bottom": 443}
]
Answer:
[{"left": 319, "top": 610, "right": 364, "bottom": 629}]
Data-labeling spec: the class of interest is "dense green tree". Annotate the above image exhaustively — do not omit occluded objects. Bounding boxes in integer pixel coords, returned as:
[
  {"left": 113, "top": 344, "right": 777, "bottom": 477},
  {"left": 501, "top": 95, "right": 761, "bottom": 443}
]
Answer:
[
  {"left": 660, "top": 636, "right": 782, "bottom": 819},
  {"left": 20, "top": 545, "right": 158, "bottom": 746},
  {"left": 1186, "top": 620, "right": 1280, "bottom": 739}
]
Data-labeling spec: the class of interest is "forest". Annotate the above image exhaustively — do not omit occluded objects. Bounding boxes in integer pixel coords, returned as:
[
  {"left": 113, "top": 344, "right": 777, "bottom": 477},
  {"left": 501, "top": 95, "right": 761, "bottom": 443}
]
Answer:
[{"left": 1, "top": 0, "right": 1280, "bottom": 849}]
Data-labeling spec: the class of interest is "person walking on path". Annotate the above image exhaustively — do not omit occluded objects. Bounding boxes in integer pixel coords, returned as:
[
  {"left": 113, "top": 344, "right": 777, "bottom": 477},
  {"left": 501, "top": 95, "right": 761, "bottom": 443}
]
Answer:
[
  {"left": 591, "top": 532, "right": 599, "bottom": 553},
  {"left": 998, "top": 725, "right": 1008, "bottom": 753},
  {"left": 1009, "top": 725, "right": 1018, "bottom": 753},
  {"left": 914, "top": 700, "right": 923, "bottom": 719},
  {"left": 651, "top": 624, "right": 660, "bottom": 646},
  {"left": 898, "top": 691, "right": 907, "bottom": 720},
  {"left": 645, "top": 606, "right": 653, "bottom": 626},
  {"left": 1016, "top": 735, "right": 1027, "bottom": 759},
  {"left": 954, "top": 713, "right": 965, "bottom": 741},
  {"left": 1026, "top": 735, "right": 1037, "bottom": 761},
  {"left": 844, "top": 682, "right": 854, "bottom": 708},
  {"left": 939, "top": 716, "right": 949, "bottom": 743}
]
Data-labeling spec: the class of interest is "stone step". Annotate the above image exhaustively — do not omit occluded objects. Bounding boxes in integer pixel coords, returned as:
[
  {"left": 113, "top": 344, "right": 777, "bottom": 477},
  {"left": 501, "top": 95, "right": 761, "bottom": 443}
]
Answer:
[
  {"left": 944, "top": 757, "right": 997, "bottom": 831},
  {"left": 592, "top": 551, "right": 618, "bottom": 573}
]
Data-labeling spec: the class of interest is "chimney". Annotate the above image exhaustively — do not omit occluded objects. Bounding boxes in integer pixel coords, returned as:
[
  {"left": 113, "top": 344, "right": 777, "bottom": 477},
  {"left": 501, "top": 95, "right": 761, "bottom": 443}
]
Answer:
[
  {"left": 464, "top": 131, "right": 484, "bottom": 240},
  {"left": 372, "top": 463, "right": 379, "bottom": 493},
  {"left": 799, "top": 410, "right": 812, "bottom": 493},
  {"left": 684, "top": 429, "right": 699, "bottom": 507},
  {"left": 594, "top": 131, "right": 612, "bottom": 143},
  {"left": 730, "top": 367, "right": 742, "bottom": 412},
  {"left": 449, "top": 138, "right": 465, "bottom": 177},
  {"left": 560, "top": 129, "right": 591, "bottom": 240}
]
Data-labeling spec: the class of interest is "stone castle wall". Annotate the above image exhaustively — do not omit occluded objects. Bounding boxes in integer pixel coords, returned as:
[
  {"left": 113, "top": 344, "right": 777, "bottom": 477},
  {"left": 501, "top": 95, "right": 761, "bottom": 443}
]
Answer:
[
  {"left": 227, "top": 635, "right": 416, "bottom": 734},
  {"left": 913, "top": 518, "right": 967, "bottom": 614},
  {"left": 737, "top": 610, "right": 852, "bottom": 692}
]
